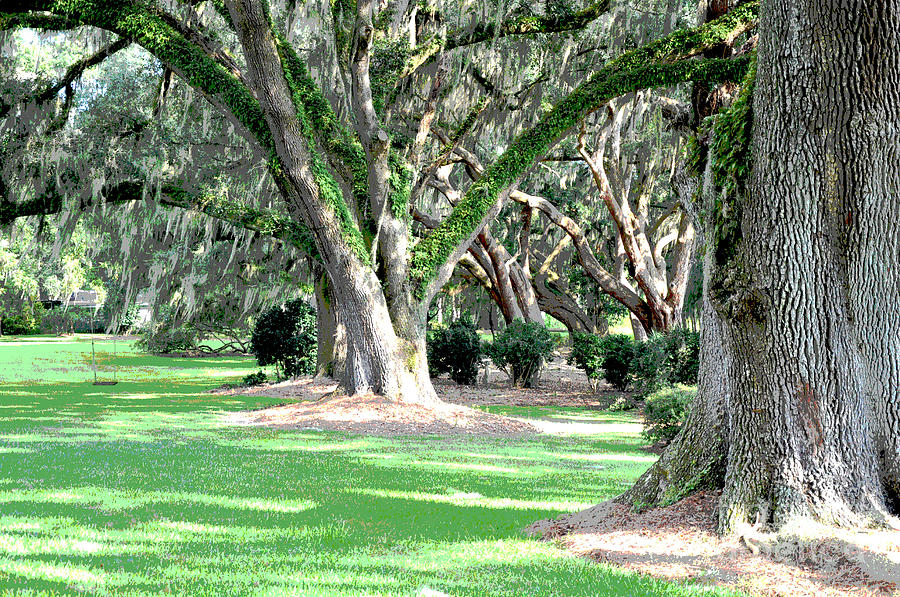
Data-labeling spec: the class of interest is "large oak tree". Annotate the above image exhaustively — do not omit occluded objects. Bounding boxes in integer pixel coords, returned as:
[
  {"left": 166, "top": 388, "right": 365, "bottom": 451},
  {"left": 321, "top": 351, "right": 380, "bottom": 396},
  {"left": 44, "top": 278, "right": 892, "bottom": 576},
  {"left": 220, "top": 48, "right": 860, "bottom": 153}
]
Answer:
[{"left": 1, "top": 0, "right": 753, "bottom": 402}]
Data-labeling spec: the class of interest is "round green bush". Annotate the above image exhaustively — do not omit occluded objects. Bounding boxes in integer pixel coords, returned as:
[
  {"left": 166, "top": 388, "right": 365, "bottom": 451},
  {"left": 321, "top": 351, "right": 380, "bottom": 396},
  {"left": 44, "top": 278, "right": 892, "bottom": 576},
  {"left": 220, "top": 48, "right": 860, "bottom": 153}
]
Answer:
[
  {"left": 250, "top": 299, "right": 317, "bottom": 379},
  {"left": 596, "top": 334, "right": 637, "bottom": 391},
  {"left": 571, "top": 328, "right": 700, "bottom": 394},
  {"left": 427, "top": 319, "right": 482, "bottom": 385},
  {"left": 642, "top": 384, "right": 695, "bottom": 444},
  {"left": 570, "top": 332, "right": 606, "bottom": 390},
  {"left": 486, "top": 320, "right": 554, "bottom": 388},
  {"left": 663, "top": 327, "right": 700, "bottom": 385},
  {"left": 242, "top": 370, "right": 268, "bottom": 386}
]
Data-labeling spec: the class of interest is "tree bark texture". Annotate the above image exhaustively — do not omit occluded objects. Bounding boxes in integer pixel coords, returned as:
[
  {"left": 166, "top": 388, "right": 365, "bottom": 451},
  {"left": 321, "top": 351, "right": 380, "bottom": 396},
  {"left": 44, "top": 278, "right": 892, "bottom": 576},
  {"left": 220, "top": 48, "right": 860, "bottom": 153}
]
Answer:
[
  {"left": 717, "top": 0, "right": 900, "bottom": 530},
  {"left": 227, "top": 0, "right": 437, "bottom": 403},
  {"left": 629, "top": 0, "right": 900, "bottom": 532}
]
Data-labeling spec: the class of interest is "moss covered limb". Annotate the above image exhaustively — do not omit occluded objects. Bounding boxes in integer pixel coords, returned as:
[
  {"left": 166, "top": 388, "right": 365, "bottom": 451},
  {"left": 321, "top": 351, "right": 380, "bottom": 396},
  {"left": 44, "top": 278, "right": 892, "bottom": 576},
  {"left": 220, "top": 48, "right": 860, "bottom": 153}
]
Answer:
[
  {"left": 274, "top": 33, "right": 372, "bottom": 234},
  {"left": 409, "top": 51, "right": 752, "bottom": 300},
  {"left": 706, "top": 58, "right": 756, "bottom": 319},
  {"left": 0, "top": 11, "right": 78, "bottom": 31},
  {"left": 160, "top": 184, "right": 318, "bottom": 256},
  {"left": 0, "top": 178, "right": 316, "bottom": 258},
  {"left": 271, "top": 34, "right": 369, "bottom": 261},
  {"left": 446, "top": 0, "right": 612, "bottom": 49},
  {"left": 0, "top": 189, "right": 63, "bottom": 226},
  {"left": 408, "top": 1, "right": 758, "bottom": 297},
  {"left": 404, "top": 0, "right": 612, "bottom": 79}
]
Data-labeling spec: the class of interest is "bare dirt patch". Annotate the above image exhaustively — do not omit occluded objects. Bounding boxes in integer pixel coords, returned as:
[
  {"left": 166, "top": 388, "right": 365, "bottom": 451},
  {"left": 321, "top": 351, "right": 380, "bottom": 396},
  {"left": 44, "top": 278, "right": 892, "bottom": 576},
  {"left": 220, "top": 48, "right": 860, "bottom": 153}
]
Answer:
[
  {"left": 216, "top": 375, "right": 549, "bottom": 437},
  {"left": 216, "top": 354, "right": 628, "bottom": 437},
  {"left": 434, "top": 354, "right": 624, "bottom": 408},
  {"left": 526, "top": 491, "right": 900, "bottom": 597},
  {"left": 225, "top": 391, "right": 539, "bottom": 437}
]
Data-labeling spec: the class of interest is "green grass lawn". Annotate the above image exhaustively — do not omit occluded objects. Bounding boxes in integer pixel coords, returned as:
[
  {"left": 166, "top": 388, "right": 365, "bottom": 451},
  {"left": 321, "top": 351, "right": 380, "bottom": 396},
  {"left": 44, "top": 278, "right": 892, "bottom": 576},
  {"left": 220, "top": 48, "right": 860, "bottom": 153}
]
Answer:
[{"left": 0, "top": 336, "right": 739, "bottom": 596}]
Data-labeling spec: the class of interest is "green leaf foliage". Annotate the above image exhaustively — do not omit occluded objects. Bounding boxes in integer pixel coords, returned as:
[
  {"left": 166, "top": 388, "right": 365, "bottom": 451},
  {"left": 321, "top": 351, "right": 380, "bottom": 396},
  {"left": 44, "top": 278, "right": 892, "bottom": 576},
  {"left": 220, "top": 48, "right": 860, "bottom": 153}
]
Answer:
[
  {"left": 426, "top": 318, "right": 482, "bottom": 385},
  {"left": 571, "top": 329, "right": 699, "bottom": 394},
  {"left": 642, "top": 384, "right": 695, "bottom": 444},
  {"left": 486, "top": 320, "right": 554, "bottom": 388},
  {"left": 409, "top": 2, "right": 759, "bottom": 295},
  {"left": 250, "top": 299, "right": 317, "bottom": 379}
]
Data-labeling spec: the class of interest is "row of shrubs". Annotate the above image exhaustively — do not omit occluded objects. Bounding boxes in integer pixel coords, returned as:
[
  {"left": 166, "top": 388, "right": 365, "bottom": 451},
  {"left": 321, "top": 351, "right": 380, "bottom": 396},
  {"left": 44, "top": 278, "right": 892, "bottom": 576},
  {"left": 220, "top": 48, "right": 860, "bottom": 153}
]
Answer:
[
  {"left": 427, "top": 319, "right": 556, "bottom": 388},
  {"left": 570, "top": 328, "right": 700, "bottom": 394},
  {"left": 569, "top": 328, "right": 700, "bottom": 445}
]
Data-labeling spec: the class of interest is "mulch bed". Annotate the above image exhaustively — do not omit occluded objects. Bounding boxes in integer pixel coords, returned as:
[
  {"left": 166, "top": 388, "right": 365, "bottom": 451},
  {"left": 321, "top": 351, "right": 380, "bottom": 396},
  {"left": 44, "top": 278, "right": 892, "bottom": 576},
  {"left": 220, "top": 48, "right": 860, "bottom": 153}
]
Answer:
[
  {"left": 216, "top": 354, "right": 623, "bottom": 437},
  {"left": 527, "top": 491, "right": 900, "bottom": 596}
]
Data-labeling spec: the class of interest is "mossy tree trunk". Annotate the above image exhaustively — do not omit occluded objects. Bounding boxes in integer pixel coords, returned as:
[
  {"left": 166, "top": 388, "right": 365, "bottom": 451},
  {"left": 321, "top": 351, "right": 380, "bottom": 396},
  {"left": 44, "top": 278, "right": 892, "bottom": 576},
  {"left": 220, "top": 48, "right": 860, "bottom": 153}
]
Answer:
[
  {"left": 716, "top": 0, "right": 900, "bottom": 531},
  {"left": 626, "top": 0, "right": 900, "bottom": 532}
]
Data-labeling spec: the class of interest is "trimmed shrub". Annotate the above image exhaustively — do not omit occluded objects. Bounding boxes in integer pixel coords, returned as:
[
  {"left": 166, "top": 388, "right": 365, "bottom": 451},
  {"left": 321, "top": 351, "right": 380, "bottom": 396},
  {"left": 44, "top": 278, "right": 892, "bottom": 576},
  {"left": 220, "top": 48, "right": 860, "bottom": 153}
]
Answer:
[
  {"left": 642, "top": 384, "right": 695, "bottom": 444},
  {"left": 250, "top": 299, "right": 316, "bottom": 379},
  {"left": 632, "top": 328, "right": 701, "bottom": 394},
  {"left": 608, "top": 395, "right": 637, "bottom": 411},
  {"left": 570, "top": 332, "right": 608, "bottom": 390},
  {"left": 571, "top": 328, "right": 700, "bottom": 394},
  {"left": 427, "top": 319, "right": 482, "bottom": 385},
  {"left": 663, "top": 327, "right": 700, "bottom": 385},
  {"left": 630, "top": 333, "right": 668, "bottom": 394},
  {"left": 486, "top": 320, "right": 554, "bottom": 388},
  {"left": 242, "top": 371, "right": 268, "bottom": 386},
  {"left": 597, "top": 334, "right": 637, "bottom": 391}
]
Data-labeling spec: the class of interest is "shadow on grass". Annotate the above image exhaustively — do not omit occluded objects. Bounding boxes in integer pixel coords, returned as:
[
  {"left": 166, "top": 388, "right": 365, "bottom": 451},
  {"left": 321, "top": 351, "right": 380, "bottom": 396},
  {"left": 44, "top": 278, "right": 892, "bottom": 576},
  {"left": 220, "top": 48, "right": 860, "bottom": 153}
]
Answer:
[{"left": 0, "top": 340, "right": 745, "bottom": 596}]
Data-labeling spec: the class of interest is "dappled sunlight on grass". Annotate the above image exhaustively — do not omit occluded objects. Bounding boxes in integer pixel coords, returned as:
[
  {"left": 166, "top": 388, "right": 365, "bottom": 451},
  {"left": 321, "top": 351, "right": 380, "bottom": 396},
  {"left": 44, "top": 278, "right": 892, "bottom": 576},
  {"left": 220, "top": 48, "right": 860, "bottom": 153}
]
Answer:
[
  {"left": 0, "top": 487, "right": 317, "bottom": 514},
  {"left": 348, "top": 488, "right": 595, "bottom": 512},
  {"left": 0, "top": 339, "right": 746, "bottom": 596}
]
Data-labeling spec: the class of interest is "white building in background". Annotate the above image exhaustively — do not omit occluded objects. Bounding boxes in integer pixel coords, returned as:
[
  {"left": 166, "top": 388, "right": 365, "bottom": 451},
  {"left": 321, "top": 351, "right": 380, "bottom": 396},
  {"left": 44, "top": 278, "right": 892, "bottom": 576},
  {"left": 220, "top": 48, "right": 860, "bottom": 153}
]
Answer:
[{"left": 64, "top": 290, "right": 100, "bottom": 308}]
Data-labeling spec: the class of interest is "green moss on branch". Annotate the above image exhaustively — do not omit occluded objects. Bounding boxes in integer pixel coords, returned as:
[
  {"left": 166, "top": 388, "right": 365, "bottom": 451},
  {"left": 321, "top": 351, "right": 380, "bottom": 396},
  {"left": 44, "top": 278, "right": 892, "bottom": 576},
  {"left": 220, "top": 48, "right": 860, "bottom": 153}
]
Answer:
[
  {"left": 708, "top": 57, "right": 756, "bottom": 315},
  {"left": 274, "top": 34, "right": 371, "bottom": 228},
  {"left": 409, "top": 50, "right": 753, "bottom": 296},
  {"left": 162, "top": 184, "right": 318, "bottom": 257},
  {"left": 0, "top": 11, "right": 78, "bottom": 30},
  {"left": 405, "top": 0, "right": 613, "bottom": 78},
  {"left": 274, "top": 34, "right": 369, "bottom": 262},
  {"left": 446, "top": 0, "right": 612, "bottom": 49}
]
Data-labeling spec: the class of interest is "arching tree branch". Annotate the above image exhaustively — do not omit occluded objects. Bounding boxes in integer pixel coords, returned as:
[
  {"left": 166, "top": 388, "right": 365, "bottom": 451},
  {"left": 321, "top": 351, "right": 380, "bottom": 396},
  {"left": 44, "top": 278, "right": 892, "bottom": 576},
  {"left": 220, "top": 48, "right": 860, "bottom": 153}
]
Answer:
[
  {"left": 409, "top": 1, "right": 757, "bottom": 303},
  {"left": 0, "top": 37, "right": 130, "bottom": 120}
]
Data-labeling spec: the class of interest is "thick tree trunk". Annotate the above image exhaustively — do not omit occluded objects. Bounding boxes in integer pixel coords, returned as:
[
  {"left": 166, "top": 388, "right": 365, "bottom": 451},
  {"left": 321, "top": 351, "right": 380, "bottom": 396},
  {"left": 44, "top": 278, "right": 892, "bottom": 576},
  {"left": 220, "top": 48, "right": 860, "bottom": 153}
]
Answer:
[
  {"left": 716, "top": 0, "right": 899, "bottom": 531},
  {"left": 626, "top": 0, "right": 900, "bottom": 532},
  {"left": 229, "top": 0, "right": 439, "bottom": 405}
]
